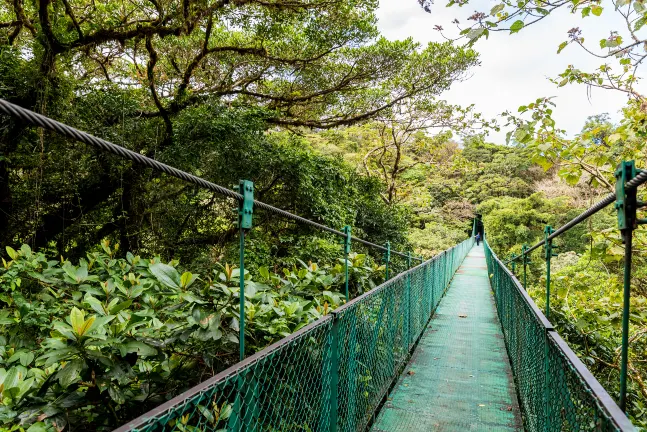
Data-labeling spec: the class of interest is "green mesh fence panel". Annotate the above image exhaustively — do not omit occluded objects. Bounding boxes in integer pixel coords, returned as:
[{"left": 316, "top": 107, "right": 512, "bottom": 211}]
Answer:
[
  {"left": 484, "top": 239, "right": 634, "bottom": 432},
  {"left": 115, "top": 239, "right": 473, "bottom": 432}
]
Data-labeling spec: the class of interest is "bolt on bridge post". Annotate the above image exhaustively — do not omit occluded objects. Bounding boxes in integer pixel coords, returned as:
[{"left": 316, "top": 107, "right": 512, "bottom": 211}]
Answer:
[{"left": 543, "top": 225, "right": 557, "bottom": 320}]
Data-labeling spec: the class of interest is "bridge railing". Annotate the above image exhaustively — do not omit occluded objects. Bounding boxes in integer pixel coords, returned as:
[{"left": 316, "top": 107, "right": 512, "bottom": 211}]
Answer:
[
  {"left": 485, "top": 239, "right": 634, "bottom": 432},
  {"left": 115, "top": 238, "right": 473, "bottom": 432}
]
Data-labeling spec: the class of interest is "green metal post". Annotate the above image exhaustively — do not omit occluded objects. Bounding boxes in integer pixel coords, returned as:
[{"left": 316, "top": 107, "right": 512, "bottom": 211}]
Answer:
[
  {"left": 238, "top": 180, "right": 254, "bottom": 361},
  {"left": 407, "top": 251, "right": 412, "bottom": 347},
  {"left": 615, "top": 160, "right": 638, "bottom": 412},
  {"left": 343, "top": 226, "right": 351, "bottom": 302},
  {"left": 384, "top": 241, "right": 391, "bottom": 281},
  {"left": 543, "top": 330, "right": 551, "bottom": 432},
  {"left": 620, "top": 229, "right": 632, "bottom": 412},
  {"left": 522, "top": 244, "right": 529, "bottom": 291},
  {"left": 544, "top": 225, "right": 555, "bottom": 320},
  {"left": 328, "top": 316, "right": 340, "bottom": 432}
]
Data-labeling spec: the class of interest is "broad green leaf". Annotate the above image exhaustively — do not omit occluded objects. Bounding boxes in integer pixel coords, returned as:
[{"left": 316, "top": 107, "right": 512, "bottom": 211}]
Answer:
[
  {"left": 27, "top": 422, "right": 54, "bottom": 432},
  {"left": 180, "top": 272, "right": 198, "bottom": 289},
  {"left": 510, "top": 20, "right": 524, "bottom": 33},
  {"left": 2, "top": 367, "right": 19, "bottom": 390},
  {"left": 258, "top": 266, "right": 270, "bottom": 279},
  {"left": 19, "top": 352, "right": 34, "bottom": 367},
  {"left": 55, "top": 359, "right": 84, "bottom": 387},
  {"left": 149, "top": 263, "right": 181, "bottom": 289},
  {"left": 557, "top": 41, "right": 568, "bottom": 53},
  {"left": 108, "top": 384, "right": 126, "bottom": 404},
  {"left": 77, "top": 316, "right": 96, "bottom": 337},
  {"left": 70, "top": 307, "right": 85, "bottom": 334},
  {"left": 123, "top": 341, "right": 158, "bottom": 357},
  {"left": 109, "top": 299, "right": 133, "bottom": 314},
  {"left": 85, "top": 295, "right": 107, "bottom": 315},
  {"left": 5, "top": 247, "right": 17, "bottom": 260},
  {"left": 87, "top": 315, "right": 116, "bottom": 333},
  {"left": 467, "top": 28, "right": 484, "bottom": 42},
  {"left": 591, "top": 5, "right": 602, "bottom": 15},
  {"left": 490, "top": 3, "right": 505, "bottom": 14}
]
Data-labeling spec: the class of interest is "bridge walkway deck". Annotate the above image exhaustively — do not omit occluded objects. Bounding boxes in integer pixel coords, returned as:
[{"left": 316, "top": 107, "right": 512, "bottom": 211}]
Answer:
[{"left": 371, "top": 244, "right": 523, "bottom": 431}]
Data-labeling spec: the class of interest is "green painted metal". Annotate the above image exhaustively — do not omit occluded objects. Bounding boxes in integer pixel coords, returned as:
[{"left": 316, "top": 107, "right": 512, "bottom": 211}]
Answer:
[
  {"left": 238, "top": 180, "right": 254, "bottom": 361},
  {"left": 615, "top": 161, "right": 637, "bottom": 413},
  {"left": 371, "top": 245, "right": 522, "bottom": 431},
  {"left": 328, "top": 318, "right": 340, "bottom": 432},
  {"left": 238, "top": 180, "right": 254, "bottom": 229},
  {"left": 484, "top": 239, "right": 633, "bottom": 432},
  {"left": 384, "top": 241, "right": 391, "bottom": 281},
  {"left": 343, "top": 225, "right": 351, "bottom": 301},
  {"left": 116, "top": 239, "right": 474, "bottom": 432},
  {"left": 521, "top": 244, "right": 530, "bottom": 290},
  {"left": 543, "top": 225, "right": 556, "bottom": 320}
]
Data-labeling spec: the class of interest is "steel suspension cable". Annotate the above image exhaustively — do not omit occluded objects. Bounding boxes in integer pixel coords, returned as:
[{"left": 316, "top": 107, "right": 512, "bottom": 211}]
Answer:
[
  {"left": 515, "top": 169, "right": 647, "bottom": 257},
  {"left": 0, "top": 98, "right": 420, "bottom": 260}
]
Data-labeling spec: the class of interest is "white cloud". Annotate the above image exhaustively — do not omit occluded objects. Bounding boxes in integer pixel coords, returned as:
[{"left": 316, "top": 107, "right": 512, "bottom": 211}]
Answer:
[{"left": 377, "top": 0, "right": 633, "bottom": 142}]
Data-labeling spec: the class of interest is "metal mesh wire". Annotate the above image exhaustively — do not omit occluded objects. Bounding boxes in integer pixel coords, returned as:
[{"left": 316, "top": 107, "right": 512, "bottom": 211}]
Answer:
[
  {"left": 115, "top": 239, "right": 473, "bottom": 432},
  {"left": 484, "top": 240, "right": 634, "bottom": 432}
]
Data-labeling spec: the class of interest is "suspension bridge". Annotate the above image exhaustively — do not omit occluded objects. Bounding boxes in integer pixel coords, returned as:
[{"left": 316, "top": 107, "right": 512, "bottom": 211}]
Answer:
[{"left": 0, "top": 98, "right": 640, "bottom": 431}]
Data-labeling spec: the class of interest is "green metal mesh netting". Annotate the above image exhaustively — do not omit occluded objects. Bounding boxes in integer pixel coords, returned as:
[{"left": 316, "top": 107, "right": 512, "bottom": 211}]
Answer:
[
  {"left": 115, "top": 239, "right": 473, "bottom": 432},
  {"left": 484, "top": 240, "right": 633, "bottom": 432}
]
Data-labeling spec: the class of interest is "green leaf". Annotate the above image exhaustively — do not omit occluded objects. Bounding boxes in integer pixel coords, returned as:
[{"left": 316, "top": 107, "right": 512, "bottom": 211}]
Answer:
[
  {"left": 87, "top": 315, "right": 116, "bottom": 333},
  {"left": 55, "top": 359, "right": 84, "bottom": 387},
  {"left": 557, "top": 41, "right": 568, "bottom": 53},
  {"left": 581, "top": 6, "right": 591, "bottom": 16},
  {"left": 591, "top": 5, "right": 602, "bottom": 15},
  {"left": 490, "top": 3, "right": 505, "bottom": 14},
  {"left": 123, "top": 341, "right": 158, "bottom": 357},
  {"left": 467, "top": 28, "right": 485, "bottom": 41},
  {"left": 108, "top": 384, "right": 126, "bottom": 404},
  {"left": 19, "top": 352, "right": 34, "bottom": 367},
  {"left": 27, "top": 422, "right": 53, "bottom": 432},
  {"left": 149, "top": 263, "right": 181, "bottom": 290},
  {"left": 85, "top": 295, "right": 107, "bottom": 315},
  {"left": 180, "top": 272, "right": 198, "bottom": 289},
  {"left": 258, "top": 266, "right": 270, "bottom": 279},
  {"left": 109, "top": 299, "right": 133, "bottom": 314},
  {"left": 5, "top": 247, "right": 17, "bottom": 260},
  {"left": 510, "top": 20, "right": 524, "bottom": 33},
  {"left": 70, "top": 307, "right": 85, "bottom": 334},
  {"left": 2, "top": 367, "right": 20, "bottom": 391}
]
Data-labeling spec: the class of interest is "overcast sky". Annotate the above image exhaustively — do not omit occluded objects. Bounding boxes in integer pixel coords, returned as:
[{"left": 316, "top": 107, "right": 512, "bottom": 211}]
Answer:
[{"left": 376, "top": 0, "right": 632, "bottom": 143}]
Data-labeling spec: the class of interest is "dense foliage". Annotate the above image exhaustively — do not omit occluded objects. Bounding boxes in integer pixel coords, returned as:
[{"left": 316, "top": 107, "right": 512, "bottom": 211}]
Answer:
[
  {"left": 3, "top": 0, "right": 647, "bottom": 429},
  {"left": 0, "top": 241, "right": 385, "bottom": 430}
]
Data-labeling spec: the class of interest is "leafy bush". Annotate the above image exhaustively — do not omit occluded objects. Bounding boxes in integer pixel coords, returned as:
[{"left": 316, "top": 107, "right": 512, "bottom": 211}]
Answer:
[{"left": 0, "top": 242, "right": 384, "bottom": 431}]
